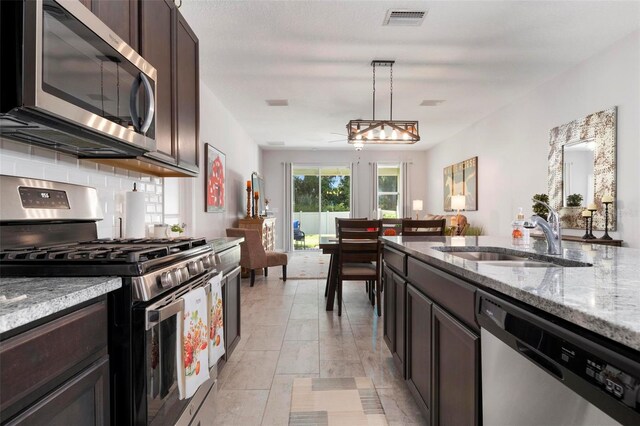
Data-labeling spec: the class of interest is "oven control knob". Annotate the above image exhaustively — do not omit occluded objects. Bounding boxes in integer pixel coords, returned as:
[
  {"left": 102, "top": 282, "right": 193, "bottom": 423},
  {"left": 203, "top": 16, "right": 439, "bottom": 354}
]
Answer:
[
  {"left": 188, "top": 261, "right": 203, "bottom": 276},
  {"left": 202, "top": 254, "right": 216, "bottom": 269},
  {"left": 160, "top": 271, "right": 175, "bottom": 288},
  {"left": 177, "top": 267, "right": 189, "bottom": 284}
]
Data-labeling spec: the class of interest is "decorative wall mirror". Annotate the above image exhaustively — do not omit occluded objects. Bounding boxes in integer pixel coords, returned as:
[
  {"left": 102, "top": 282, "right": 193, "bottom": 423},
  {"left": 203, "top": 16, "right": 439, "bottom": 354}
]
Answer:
[
  {"left": 252, "top": 172, "right": 266, "bottom": 216},
  {"left": 548, "top": 107, "right": 616, "bottom": 231}
]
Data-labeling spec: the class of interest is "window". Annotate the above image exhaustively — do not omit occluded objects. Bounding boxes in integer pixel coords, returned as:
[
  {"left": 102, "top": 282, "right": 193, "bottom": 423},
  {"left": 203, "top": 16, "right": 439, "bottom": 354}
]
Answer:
[{"left": 377, "top": 164, "right": 402, "bottom": 218}]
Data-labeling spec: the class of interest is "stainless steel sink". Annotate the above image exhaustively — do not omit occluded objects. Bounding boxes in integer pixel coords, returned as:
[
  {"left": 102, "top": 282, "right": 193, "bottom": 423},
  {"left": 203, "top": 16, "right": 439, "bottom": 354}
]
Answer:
[
  {"left": 478, "top": 260, "right": 558, "bottom": 268},
  {"left": 434, "top": 247, "right": 593, "bottom": 268},
  {"left": 449, "top": 251, "right": 532, "bottom": 262}
]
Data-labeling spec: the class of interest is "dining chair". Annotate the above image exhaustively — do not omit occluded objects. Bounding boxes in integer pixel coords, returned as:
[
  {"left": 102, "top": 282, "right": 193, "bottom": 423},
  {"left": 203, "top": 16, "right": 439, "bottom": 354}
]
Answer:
[
  {"left": 225, "top": 228, "right": 288, "bottom": 286},
  {"left": 336, "top": 219, "right": 382, "bottom": 316},
  {"left": 324, "top": 217, "right": 368, "bottom": 298},
  {"left": 401, "top": 219, "right": 446, "bottom": 236}
]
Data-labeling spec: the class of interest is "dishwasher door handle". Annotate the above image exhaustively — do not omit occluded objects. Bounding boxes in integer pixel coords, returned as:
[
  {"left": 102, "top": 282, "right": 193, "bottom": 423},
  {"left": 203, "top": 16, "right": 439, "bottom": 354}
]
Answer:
[{"left": 516, "top": 341, "right": 563, "bottom": 380}]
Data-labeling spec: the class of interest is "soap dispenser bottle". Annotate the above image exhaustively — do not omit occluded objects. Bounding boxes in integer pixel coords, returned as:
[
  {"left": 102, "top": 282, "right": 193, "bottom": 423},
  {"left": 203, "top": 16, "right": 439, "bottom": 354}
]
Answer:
[{"left": 512, "top": 208, "right": 529, "bottom": 246}]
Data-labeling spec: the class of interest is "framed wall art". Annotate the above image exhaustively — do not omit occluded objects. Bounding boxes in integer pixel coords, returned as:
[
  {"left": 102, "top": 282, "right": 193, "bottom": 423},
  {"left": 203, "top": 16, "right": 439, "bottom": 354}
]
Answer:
[
  {"left": 443, "top": 156, "right": 478, "bottom": 212},
  {"left": 205, "top": 144, "right": 225, "bottom": 213}
]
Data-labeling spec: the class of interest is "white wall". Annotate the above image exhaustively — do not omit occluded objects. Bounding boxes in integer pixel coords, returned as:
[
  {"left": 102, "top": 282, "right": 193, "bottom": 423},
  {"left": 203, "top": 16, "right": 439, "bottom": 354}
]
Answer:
[
  {"left": 423, "top": 30, "right": 640, "bottom": 248},
  {"left": 175, "top": 81, "right": 260, "bottom": 239},
  {"left": 261, "top": 149, "right": 429, "bottom": 250},
  {"left": 0, "top": 138, "right": 163, "bottom": 239}
]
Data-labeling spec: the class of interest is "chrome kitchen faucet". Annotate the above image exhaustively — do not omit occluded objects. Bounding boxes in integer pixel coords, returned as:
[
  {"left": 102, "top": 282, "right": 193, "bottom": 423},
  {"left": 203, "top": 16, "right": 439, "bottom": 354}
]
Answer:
[{"left": 526, "top": 198, "right": 562, "bottom": 255}]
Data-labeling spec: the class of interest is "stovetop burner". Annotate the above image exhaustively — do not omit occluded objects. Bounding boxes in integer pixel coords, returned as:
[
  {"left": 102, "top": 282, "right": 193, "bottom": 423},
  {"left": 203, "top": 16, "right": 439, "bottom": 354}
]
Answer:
[{"left": 0, "top": 237, "right": 208, "bottom": 264}]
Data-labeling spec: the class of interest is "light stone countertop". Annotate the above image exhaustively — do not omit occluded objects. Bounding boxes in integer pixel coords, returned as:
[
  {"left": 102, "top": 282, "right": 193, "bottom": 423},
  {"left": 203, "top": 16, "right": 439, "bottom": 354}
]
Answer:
[
  {"left": 0, "top": 276, "right": 122, "bottom": 334},
  {"left": 382, "top": 235, "right": 640, "bottom": 352}
]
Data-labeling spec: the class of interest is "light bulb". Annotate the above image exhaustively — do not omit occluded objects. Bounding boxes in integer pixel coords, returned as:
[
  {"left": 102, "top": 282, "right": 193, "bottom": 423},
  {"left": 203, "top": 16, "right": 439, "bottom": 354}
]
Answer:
[
  {"left": 403, "top": 131, "right": 409, "bottom": 140},
  {"left": 379, "top": 127, "right": 386, "bottom": 139},
  {"left": 367, "top": 130, "right": 373, "bottom": 139},
  {"left": 355, "top": 133, "right": 362, "bottom": 140},
  {"left": 391, "top": 129, "right": 398, "bottom": 140}
]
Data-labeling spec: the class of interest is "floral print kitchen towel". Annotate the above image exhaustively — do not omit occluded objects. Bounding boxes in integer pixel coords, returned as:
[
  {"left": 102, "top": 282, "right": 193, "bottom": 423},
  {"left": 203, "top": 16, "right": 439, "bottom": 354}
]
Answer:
[
  {"left": 177, "top": 287, "right": 210, "bottom": 400},
  {"left": 208, "top": 272, "right": 225, "bottom": 366}
]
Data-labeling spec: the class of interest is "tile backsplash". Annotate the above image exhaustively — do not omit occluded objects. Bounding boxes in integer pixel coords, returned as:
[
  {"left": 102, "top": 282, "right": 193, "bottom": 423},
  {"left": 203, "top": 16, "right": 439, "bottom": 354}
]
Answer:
[{"left": 0, "top": 138, "right": 163, "bottom": 238}]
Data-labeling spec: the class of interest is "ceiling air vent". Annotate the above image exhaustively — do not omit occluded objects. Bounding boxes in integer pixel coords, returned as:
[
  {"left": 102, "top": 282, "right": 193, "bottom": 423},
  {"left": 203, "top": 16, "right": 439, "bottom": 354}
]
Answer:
[
  {"left": 265, "top": 99, "right": 289, "bottom": 107},
  {"left": 383, "top": 10, "right": 427, "bottom": 26},
  {"left": 420, "top": 100, "right": 445, "bottom": 106}
]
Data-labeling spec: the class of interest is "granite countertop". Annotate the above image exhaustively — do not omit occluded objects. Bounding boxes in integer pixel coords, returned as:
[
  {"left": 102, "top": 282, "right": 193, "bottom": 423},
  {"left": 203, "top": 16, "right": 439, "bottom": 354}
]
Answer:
[
  {"left": 382, "top": 235, "right": 640, "bottom": 352},
  {"left": 0, "top": 277, "right": 122, "bottom": 334},
  {"left": 210, "top": 237, "right": 244, "bottom": 253}
]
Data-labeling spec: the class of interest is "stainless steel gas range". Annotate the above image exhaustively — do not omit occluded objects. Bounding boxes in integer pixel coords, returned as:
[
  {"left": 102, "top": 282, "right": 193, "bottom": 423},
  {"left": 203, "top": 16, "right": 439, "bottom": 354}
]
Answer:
[{"left": 0, "top": 175, "right": 238, "bottom": 425}]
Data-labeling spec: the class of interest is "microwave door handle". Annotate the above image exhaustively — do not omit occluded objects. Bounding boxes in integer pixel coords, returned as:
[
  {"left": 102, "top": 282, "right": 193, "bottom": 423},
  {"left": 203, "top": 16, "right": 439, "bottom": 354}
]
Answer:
[
  {"left": 129, "top": 73, "right": 155, "bottom": 134},
  {"left": 146, "top": 298, "right": 184, "bottom": 330}
]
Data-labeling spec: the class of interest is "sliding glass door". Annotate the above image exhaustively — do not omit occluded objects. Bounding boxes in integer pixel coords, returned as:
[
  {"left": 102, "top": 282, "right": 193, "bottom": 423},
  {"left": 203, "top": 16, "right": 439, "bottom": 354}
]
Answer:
[{"left": 292, "top": 165, "right": 351, "bottom": 250}]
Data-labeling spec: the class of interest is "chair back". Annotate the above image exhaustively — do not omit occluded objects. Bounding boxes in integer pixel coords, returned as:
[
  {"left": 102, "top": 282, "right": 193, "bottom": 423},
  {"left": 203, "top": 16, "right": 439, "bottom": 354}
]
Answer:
[
  {"left": 401, "top": 219, "right": 446, "bottom": 236},
  {"left": 381, "top": 218, "right": 405, "bottom": 236},
  {"left": 337, "top": 219, "right": 382, "bottom": 265},
  {"left": 225, "top": 228, "right": 267, "bottom": 268},
  {"left": 334, "top": 217, "right": 367, "bottom": 236}
]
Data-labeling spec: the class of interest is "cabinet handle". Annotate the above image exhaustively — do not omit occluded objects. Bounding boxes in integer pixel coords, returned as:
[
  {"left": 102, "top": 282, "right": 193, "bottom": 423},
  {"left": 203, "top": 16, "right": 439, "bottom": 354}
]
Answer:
[{"left": 129, "top": 73, "right": 155, "bottom": 135}]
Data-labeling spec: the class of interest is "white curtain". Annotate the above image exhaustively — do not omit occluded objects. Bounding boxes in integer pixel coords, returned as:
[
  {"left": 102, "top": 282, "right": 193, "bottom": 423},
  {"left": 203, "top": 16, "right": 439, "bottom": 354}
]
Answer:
[
  {"left": 401, "top": 162, "right": 412, "bottom": 218},
  {"left": 349, "top": 162, "right": 357, "bottom": 218},
  {"left": 370, "top": 162, "right": 379, "bottom": 218},
  {"left": 283, "top": 162, "right": 292, "bottom": 252}
]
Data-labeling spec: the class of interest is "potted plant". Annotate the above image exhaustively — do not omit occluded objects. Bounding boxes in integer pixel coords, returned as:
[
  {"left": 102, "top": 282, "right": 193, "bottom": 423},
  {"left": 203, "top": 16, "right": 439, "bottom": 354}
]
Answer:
[
  {"left": 170, "top": 223, "right": 186, "bottom": 238},
  {"left": 532, "top": 194, "right": 549, "bottom": 221},
  {"left": 566, "top": 194, "right": 583, "bottom": 207},
  {"left": 561, "top": 193, "right": 584, "bottom": 228}
]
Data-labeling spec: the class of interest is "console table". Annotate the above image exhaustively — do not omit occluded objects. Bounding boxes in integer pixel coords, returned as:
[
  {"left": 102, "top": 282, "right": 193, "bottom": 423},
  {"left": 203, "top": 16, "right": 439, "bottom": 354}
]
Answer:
[{"left": 237, "top": 217, "right": 276, "bottom": 251}]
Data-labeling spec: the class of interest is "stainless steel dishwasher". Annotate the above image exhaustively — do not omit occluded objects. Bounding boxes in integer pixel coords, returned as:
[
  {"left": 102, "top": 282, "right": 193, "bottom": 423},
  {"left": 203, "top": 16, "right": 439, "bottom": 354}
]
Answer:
[{"left": 476, "top": 290, "right": 640, "bottom": 426}]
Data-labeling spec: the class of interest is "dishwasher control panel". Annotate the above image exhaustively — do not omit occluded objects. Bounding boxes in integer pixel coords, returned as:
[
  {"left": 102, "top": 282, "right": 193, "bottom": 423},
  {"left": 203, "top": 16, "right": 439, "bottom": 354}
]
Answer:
[{"left": 557, "top": 340, "right": 640, "bottom": 411}]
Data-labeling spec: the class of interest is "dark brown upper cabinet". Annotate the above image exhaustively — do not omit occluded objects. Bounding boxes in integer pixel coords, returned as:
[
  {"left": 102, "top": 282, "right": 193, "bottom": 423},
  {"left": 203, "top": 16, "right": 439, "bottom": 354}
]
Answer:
[
  {"left": 80, "top": 0, "right": 139, "bottom": 51},
  {"left": 139, "top": 0, "right": 177, "bottom": 162},
  {"left": 175, "top": 11, "right": 200, "bottom": 173}
]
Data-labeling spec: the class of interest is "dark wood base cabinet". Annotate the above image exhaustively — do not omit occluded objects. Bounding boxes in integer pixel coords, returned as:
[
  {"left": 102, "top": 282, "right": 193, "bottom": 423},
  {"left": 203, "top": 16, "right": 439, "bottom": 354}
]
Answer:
[
  {"left": 406, "top": 284, "right": 433, "bottom": 420},
  {"left": 0, "top": 298, "right": 110, "bottom": 425},
  {"left": 383, "top": 248, "right": 481, "bottom": 425},
  {"left": 383, "top": 264, "right": 407, "bottom": 378},
  {"left": 432, "top": 306, "right": 480, "bottom": 425}
]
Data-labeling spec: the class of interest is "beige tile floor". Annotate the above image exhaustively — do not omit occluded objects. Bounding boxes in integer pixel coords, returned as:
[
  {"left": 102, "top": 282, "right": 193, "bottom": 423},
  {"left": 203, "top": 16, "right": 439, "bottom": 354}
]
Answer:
[{"left": 197, "top": 252, "right": 427, "bottom": 425}]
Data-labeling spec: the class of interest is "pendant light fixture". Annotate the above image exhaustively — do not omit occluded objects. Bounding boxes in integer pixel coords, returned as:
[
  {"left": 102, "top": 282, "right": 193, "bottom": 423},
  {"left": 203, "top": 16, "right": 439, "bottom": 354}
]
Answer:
[{"left": 347, "top": 60, "right": 419, "bottom": 148}]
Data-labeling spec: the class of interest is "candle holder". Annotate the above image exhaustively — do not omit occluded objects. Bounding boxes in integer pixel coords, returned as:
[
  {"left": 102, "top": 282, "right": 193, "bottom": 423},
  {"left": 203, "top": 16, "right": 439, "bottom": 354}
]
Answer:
[
  {"left": 600, "top": 201, "right": 613, "bottom": 240},
  {"left": 582, "top": 214, "right": 591, "bottom": 239},
  {"left": 253, "top": 192, "right": 259, "bottom": 218},
  {"left": 245, "top": 187, "right": 252, "bottom": 218},
  {"left": 588, "top": 208, "right": 597, "bottom": 239}
]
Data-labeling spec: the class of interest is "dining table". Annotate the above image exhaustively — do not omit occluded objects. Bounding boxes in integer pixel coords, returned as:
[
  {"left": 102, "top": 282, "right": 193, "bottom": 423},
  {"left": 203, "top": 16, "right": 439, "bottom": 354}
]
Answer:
[{"left": 319, "top": 236, "right": 339, "bottom": 311}]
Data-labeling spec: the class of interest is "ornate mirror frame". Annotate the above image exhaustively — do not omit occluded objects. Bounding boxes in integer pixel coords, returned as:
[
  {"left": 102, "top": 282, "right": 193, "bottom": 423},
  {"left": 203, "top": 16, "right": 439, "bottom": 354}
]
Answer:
[{"left": 548, "top": 107, "right": 616, "bottom": 231}]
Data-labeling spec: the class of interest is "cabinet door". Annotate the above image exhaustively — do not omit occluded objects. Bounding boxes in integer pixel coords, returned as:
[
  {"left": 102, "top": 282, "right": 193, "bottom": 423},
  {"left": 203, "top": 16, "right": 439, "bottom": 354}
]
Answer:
[
  {"left": 92, "top": 0, "right": 138, "bottom": 51},
  {"left": 140, "top": 0, "right": 176, "bottom": 161},
  {"left": 175, "top": 11, "right": 199, "bottom": 172},
  {"left": 224, "top": 266, "right": 241, "bottom": 359},
  {"left": 383, "top": 265, "right": 395, "bottom": 352},
  {"left": 432, "top": 305, "right": 480, "bottom": 426},
  {"left": 7, "top": 356, "right": 110, "bottom": 426},
  {"left": 392, "top": 272, "right": 406, "bottom": 377},
  {"left": 406, "top": 284, "right": 432, "bottom": 420}
]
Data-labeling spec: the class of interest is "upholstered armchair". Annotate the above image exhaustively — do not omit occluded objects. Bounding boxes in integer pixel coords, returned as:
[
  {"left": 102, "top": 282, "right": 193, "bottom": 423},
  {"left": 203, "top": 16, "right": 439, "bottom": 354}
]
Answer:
[{"left": 226, "top": 228, "right": 288, "bottom": 286}]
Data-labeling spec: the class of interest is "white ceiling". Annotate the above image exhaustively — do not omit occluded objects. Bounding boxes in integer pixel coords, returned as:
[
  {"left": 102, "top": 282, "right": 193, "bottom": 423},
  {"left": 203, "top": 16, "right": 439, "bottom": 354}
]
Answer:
[{"left": 180, "top": 1, "right": 640, "bottom": 151}]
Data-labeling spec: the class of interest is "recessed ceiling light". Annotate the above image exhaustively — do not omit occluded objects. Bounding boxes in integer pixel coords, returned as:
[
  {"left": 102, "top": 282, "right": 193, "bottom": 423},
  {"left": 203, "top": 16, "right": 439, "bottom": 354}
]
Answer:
[
  {"left": 265, "top": 99, "right": 288, "bottom": 107},
  {"left": 420, "top": 100, "right": 445, "bottom": 106},
  {"left": 266, "top": 141, "right": 285, "bottom": 146},
  {"left": 383, "top": 9, "right": 428, "bottom": 27}
]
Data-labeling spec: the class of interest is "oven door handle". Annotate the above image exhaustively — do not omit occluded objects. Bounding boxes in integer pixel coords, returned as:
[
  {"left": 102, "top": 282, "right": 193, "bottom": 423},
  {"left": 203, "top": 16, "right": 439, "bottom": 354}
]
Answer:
[{"left": 146, "top": 298, "right": 184, "bottom": 330}]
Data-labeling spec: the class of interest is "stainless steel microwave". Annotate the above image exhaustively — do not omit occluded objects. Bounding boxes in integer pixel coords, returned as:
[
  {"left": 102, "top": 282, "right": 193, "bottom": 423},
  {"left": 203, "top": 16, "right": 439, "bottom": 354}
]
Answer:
[{"left": 0, "top": 0, "right": 157, "bottom": 158}]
